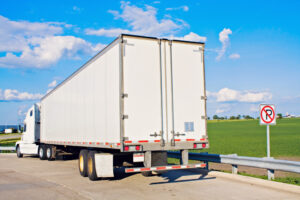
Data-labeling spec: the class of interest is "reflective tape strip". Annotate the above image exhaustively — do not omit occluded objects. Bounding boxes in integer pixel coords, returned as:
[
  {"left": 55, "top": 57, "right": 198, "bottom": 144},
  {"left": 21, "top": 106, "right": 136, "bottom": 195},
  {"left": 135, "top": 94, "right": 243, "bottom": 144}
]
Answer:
[
  {"left": 138, "top": 140, "right": 148, "bottom": 143},
  {"left": 41, "top": 141, "right": 122, "bottom": 147},
  {"left": 125, "top": 163, "right": 206, "bottom": 173},
  {"left": 186, "top": 139, "right": 195, "bottom": 141}
]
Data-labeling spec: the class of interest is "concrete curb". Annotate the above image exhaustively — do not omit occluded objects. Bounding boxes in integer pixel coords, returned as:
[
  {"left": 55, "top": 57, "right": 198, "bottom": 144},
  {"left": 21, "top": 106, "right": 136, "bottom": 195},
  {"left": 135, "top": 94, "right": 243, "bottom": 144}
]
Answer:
[{"left": 208, "top": 171, "right": 300, "bottom": 195}]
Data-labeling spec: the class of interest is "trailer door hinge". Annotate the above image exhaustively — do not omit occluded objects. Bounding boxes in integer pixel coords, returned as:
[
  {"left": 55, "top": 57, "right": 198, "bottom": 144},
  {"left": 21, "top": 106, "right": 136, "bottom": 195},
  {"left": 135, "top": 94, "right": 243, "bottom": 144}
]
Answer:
[
  {"left": 122, "top": 115, "right": 128, "bottom": 120},
  {"left": 201, "top": 96, "right": 207, "bottom": 100},
  {"left": 201, "top": 116, "right": 207, "bottom": 120},
  {"left": 122, "top": 93, "right": 128, "bottom": 98}
]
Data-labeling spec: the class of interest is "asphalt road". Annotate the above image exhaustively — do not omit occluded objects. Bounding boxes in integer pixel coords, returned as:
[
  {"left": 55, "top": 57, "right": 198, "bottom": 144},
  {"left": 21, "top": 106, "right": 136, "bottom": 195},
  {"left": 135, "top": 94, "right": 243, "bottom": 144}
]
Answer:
[
  {"left": 0, "top": 154, "right": 299, "bottom": 200},
  {"left": 0, "top": 134, "right": 21, "bottom": 140}
]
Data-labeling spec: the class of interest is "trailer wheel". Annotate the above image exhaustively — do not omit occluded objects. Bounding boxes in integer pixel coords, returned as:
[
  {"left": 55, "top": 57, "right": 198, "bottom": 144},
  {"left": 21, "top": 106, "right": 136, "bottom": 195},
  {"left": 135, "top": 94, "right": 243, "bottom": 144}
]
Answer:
[
  {"left": 16, "top": 145, "right": 23, "bottom": 158},
  {"left": 87, "top": 151, "right": 98, "bottom": 181},
  {"left": 46, "top": 146, "right": 55, "bottom": 161},
  {"left": 38, "top": 145, "right": 46, "bottom": 160},
  {"left": 78, "top": 150, "right": 88, "bottom": 177}
]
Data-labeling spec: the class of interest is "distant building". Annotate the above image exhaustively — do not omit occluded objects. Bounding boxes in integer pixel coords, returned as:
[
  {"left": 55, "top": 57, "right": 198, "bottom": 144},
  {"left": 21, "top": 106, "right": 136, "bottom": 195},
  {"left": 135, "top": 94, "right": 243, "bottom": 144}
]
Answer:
[
  {"left": 283, "top": 112, "right": 296, "bottom": 118},
  {"left": 0, "top": 125, "right": 20, "bottom": 133},
  {"left": 4, "top": 129, "right": 13, "bottom": 134}
]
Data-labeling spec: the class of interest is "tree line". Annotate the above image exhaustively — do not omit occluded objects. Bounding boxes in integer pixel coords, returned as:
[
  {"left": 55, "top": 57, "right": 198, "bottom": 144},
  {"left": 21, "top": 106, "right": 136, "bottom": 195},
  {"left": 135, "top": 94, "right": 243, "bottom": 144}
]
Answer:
[{"left": 209, "top": 113, "right": 283, "bottom": 120}]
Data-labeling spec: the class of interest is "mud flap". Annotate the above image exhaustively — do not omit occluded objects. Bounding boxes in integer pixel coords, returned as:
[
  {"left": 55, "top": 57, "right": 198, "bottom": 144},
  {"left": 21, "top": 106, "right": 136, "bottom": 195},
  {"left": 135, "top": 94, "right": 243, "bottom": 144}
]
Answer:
[{"left": 95, "top": 153, "right": 114, "bottom": 178}]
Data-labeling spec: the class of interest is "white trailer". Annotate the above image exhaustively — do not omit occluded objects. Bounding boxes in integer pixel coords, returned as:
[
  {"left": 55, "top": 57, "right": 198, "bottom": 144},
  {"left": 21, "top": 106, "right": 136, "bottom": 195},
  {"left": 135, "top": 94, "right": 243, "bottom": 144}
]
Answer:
[{"left": 16, "top": 34, "right": 209, "bottom": 181}]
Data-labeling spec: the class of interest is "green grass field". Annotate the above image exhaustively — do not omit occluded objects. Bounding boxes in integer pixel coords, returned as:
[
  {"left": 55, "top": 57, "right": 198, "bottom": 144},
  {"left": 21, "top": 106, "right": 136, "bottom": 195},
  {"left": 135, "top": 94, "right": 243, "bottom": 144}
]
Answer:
[
  {"left": 0, "top": 138, "right": 20, "bottom": 146},
  {"left": 194, "top": 118, "right": 300, "bottom": 158}
]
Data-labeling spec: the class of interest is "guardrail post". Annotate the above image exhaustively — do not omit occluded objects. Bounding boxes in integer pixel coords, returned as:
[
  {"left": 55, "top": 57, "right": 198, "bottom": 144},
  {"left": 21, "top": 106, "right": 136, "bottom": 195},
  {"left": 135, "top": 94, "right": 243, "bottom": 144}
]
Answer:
[
  {"left": 267, "top": 169, "right": 274, "bottom": 180},
  {"left": 232, "top": 164, "right": 238, "bottom": 174},
  {"left": 205, "top": 161, "right": 209, "bottom": 170}
]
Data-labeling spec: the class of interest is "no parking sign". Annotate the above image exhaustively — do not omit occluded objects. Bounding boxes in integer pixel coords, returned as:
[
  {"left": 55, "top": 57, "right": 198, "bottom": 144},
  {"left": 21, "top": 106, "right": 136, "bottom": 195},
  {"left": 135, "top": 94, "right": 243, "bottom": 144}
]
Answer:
[
  {"left": 259, "top": 104, "right": 276, "bottom": 173},
  {"left": 260, "top": 104, "right": 276, "bottom": 125}
]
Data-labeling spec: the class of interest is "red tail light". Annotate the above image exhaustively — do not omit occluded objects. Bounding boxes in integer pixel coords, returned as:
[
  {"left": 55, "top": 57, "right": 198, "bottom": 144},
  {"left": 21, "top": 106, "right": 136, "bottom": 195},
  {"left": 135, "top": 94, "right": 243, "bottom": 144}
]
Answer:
[
  {"left": 124, "top": 146, "right": 129, "bottom": 151},
  {"left": 135, "top": 145, "right": 140, "bottom": 151},
  {"left": 202, "top": 143, "right": 206, "bottom": 148},
  {"left": 193, "top": 144, "right": 197, "bottom": 148}
]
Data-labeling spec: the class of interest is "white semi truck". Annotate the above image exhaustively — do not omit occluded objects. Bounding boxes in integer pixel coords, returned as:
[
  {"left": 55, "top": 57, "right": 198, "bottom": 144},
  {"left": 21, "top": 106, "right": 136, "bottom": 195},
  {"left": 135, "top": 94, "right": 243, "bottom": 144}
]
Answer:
[{"left": 16, "top": 34, "right": 209, "bottom": 181}]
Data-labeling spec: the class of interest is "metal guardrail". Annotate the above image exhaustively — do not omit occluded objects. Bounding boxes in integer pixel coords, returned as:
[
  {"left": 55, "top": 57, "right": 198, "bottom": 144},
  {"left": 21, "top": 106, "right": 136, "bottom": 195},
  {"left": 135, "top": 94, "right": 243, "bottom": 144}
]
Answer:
[
  {"left": 168, "top": 151, "right": 300, "bottom": 180},
  {"left": 1, "top": 147, "right": 299, "bottom": 180},
  {"left": 0, "top": 146, "right": 15, "bottom": 152}
]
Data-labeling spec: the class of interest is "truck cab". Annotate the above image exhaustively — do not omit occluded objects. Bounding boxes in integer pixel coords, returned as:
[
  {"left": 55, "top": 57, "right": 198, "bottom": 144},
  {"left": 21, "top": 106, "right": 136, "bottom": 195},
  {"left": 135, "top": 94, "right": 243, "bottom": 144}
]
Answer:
[{"left": 16, "top": 103, "right": 40, "bottom": 157}]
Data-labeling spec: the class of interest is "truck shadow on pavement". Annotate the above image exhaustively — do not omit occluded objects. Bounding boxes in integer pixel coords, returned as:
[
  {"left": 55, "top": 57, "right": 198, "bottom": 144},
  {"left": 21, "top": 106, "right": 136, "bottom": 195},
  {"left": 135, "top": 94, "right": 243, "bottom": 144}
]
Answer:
[
  {"left": 111, "top": 168, "right": 216, "bottom": 184},
  {"left": 150, "top": 169, "right": 216, "bottom": 185}
]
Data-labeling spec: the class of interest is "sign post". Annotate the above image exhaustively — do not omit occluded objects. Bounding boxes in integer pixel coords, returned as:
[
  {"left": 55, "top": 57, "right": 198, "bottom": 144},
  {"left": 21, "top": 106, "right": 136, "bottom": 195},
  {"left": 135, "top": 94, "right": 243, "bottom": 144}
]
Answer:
[{"left": 260, "top": 104, "right": 276, "bottom": 180}]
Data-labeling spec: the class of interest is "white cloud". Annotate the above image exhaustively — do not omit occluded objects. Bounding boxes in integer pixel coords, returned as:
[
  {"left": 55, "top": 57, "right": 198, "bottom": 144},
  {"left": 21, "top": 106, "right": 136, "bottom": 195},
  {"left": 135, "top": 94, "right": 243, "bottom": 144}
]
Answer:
[
  {"left": 0, "top": 89, "right": 43, "bottom": 101},
  {"left": 172, "top": 32, "right": 206, "bottom": 42},
  {"left": 229, "top": 53, "right": 240, "bottom": 59},
  {"left": 18, "top": 105, "right": 30, "bottom": 117},
  {"left": 48, "top": 80, "right": 57, "bottom": 88},
  {"left": 153, "top": 1, "right": 160, "bottom": 4},
  {"left": 215, "top": 104, "right": 231, "bottom": 114},
  {"left": 85, "top": 2, "right": 187, "bottom": 37},
  {"left": 85, "top": 28, "right": 131, "bottom": 37},
  {"left": 183, "top": 6, "right": 189, "bottom": 11},
  {"left": 216, "top": 108, "right": 225, "bottom": 114},
  {"left": 208, "top": 88, "right": 272, "bottom": 103},
  {"left": 0, "top": 36, "right": 103, "bottom": 68},
  {"left": 0, "top": 15, "right": 103, "bottom": 68},
  {"left": 47, "top": 79, "right": 59, "bottom": 93},
  {"left": 166, "top": 6, "right": 189, "bottom": 12},
  {"left": 250, "top": 105, "right": 259, "bottom": 112},
  {"left": 216, "top": 28, "right": 232, "bottom": 60},
  {"left": 73, "top": 6, "right": 81, "bottom": 12}
]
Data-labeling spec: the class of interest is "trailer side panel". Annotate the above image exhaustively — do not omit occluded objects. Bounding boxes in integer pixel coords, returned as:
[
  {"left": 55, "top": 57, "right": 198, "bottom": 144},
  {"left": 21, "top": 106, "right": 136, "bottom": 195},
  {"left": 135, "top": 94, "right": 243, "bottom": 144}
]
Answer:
[{"left": 41, "top": 42, "right": 121, "bottom": 146}]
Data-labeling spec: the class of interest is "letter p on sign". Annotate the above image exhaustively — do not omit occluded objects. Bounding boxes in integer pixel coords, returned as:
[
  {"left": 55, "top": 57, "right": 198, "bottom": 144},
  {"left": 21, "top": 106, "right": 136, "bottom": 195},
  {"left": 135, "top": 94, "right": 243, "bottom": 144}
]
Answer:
[{"left": 260, "top": 104, "right": 276, "bottom": 125}]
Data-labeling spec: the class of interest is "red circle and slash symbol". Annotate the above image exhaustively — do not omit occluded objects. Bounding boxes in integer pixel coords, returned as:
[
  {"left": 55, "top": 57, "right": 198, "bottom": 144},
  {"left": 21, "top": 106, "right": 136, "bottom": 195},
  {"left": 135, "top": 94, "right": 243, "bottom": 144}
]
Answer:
[{"left": 260, "top": 105, "right": 275, "bottom": 124}]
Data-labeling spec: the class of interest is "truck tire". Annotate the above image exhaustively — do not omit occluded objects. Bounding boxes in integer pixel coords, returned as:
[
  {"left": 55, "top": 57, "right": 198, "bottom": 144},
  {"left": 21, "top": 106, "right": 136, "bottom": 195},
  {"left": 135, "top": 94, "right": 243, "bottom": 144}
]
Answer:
[
  {"left": 46, "top": 146, "right": 55, "bottom": 161},
  {"left": 38, "top": 145, "right": 46, "bottom": 160},
  {"left": 16, "top": 145, "right": 23, "bottom": 158},
  {"left": 87, "top": 151, "right": 98, "bottom": 181},
  {"left": 79, "top": 150, "right": 88, "bottom": 177}
]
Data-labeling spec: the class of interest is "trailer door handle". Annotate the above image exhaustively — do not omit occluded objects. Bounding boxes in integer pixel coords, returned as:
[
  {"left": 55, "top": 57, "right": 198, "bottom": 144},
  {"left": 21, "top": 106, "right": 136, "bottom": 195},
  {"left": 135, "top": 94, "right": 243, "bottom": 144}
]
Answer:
[
  {"left": 150, "top": 132, "right": 161, "bottom": 137},
  {"left": 174, "top": 132, "right": 186, "bottom": 137}
]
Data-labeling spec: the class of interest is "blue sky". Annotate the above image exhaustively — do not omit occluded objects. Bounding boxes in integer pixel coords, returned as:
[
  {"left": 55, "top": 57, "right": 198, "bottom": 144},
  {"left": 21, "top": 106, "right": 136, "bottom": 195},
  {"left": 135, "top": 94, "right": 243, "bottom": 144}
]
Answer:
[{"left": 1, "top": 0, "right": 300, "bottom": 124}]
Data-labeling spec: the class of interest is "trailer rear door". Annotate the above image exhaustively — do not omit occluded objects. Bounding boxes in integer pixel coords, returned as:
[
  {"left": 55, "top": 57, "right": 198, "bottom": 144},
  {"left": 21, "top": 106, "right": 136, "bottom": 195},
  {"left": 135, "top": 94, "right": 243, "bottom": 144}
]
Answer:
[
  {"left": 168, "top": 41, "right": 206, "bottom": 144},
  {"left": 122, "top": 36, "right": 163, "bottom": 143}
]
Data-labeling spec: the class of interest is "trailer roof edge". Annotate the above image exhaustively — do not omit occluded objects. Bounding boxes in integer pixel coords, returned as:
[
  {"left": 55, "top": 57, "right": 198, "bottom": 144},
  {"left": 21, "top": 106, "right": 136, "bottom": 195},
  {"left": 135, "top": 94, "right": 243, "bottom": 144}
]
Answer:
[{"left": 121, "top": 33, "right": 205, "bottom": 45}]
